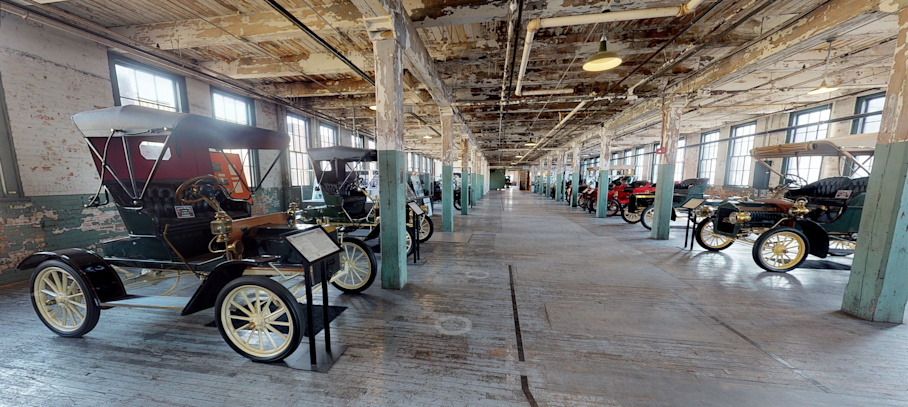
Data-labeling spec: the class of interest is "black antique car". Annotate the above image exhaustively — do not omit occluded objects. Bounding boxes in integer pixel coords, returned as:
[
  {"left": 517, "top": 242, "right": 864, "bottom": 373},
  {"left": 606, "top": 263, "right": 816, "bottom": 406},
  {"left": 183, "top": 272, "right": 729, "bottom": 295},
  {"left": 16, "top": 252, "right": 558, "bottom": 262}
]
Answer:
[
  {"left": 622, "top": 178, "right": 710, "bottom": 229},
  {"left": 694, "top": 134, "right": 875, "bottom": 272},
  {"left": 16, "top": 105, "right": 363, "bottom": 363},
  {"left": 295, "top": 146, "right": 433, "bottom": 258}
]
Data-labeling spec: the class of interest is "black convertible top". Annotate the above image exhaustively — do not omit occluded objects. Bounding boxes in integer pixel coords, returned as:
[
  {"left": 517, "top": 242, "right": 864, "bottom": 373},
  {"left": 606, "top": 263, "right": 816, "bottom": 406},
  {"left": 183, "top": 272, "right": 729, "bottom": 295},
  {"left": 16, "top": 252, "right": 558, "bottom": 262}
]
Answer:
[
  {"left": 72, "top": 105, "right": 289, "bottom": 150},
  {"left": 308, "top": 146, "right": 378, "bottom": 162}
]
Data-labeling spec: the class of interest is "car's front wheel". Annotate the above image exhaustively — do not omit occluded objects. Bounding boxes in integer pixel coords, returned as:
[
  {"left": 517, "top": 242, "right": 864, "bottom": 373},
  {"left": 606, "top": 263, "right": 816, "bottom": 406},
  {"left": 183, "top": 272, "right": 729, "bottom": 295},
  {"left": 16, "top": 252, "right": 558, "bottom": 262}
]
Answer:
[
  {"left": 752, "top": 227, "right": 810, "bottom": 272},
  {"left": 695, "top": 218, "right": 734, "bottom": 251},
  {"left": 621, "top": 207, "right": 642, "bottom": 224},
  {"left": 605, "top": 199, "right": 620, "bottom": 217}
]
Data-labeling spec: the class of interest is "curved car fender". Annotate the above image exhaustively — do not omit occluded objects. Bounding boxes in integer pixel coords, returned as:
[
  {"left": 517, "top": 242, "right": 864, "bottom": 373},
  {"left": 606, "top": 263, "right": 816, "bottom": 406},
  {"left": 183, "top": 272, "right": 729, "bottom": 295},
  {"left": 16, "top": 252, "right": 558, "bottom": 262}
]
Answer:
[
  {"left": 795, "top": 219, "right": 829, "bottom": 258},
  {"left": 181, "top": 259, "right": 255, "bottom": 316},
  {"left": 17, "top": 248, "right": 127, "bottom": 303}
]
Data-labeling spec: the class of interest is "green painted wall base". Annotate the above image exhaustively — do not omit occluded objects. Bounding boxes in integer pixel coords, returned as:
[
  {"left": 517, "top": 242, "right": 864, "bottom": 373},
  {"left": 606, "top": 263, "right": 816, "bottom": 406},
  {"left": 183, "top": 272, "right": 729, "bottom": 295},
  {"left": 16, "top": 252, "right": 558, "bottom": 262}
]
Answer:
[
  {"left": 596, "top": 170, "right": 609, "bottom": 218},
  {"left": 378, "top": 150, "right": 407, "bottom": 289},
  {"left": 570, "top": 172, "right": 580, "bottom": 207},
  {"left": 842, "top": 142, "right": 908, "bottom": 323},
  {"left": 650, "top": 163, "right": 675, "bottom": 240},
  {"left": 461, "top": 171, "right": 470, "bottom": 215},
  {"left": 442, "top": 165, "right": 454, "bottom": 232}
]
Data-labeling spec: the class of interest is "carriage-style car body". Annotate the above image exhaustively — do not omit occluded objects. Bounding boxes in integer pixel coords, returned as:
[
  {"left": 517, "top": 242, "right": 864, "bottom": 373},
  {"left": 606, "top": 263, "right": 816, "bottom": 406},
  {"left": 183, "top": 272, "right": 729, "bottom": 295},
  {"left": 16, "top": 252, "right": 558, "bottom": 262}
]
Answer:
[
  {"left": 606, "top": 180, "right": 656, "bottom": 216},
  {"left": 16, "top": 105, "right": 360, "bottom": 363},
  {"left": 295, "top": 146, "right": 433, "bottom": 257},
  {"left": 694, "top": 133, "right": 875, "bottom": 272},
  {"left": 621, "top": 178, "right": 710, "bottom": 228}
]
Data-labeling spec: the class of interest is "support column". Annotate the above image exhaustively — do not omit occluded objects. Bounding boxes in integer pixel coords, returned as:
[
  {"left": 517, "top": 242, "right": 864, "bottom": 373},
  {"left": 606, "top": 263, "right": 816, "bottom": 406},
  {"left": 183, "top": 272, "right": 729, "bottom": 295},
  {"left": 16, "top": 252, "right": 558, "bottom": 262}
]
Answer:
[
  {"left": 540, "top": 158, "right": 548, "bottom": 195},
  {"left": 555, "top": 153, "right": 563, "bottom": 201},
  {"left": 596, "top": 128, "right": 613, "bottom": 217},
  {"left": 461, "top": 140, "right": 470, "bottom": 215},
  {"left": 440, "top": 108, "right": 454, "bottom": 232},
  {"left": 367, "top": 19, "right": 407, "bottom": 289},
  {"left": 651, "top": 100, "right": 684, "bottom": 240},
  {"left": 545, "top": 156, "right": 552, "bottom": 197},
  {"left": 571, "top": 142, "right": 581, "bottom": 207},
  {"left": 842, "top": 7, "right": 908, "bottom": 323}
]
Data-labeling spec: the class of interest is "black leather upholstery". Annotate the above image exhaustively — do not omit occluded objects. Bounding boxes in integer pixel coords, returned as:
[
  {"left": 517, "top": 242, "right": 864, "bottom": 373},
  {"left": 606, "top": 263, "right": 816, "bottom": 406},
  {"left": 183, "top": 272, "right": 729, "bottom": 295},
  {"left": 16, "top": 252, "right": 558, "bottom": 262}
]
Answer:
[
  {"left": 786, "top": 177, "right": 869, "bottom": 199},
  {"left": 674, "top": 178, "right": 709, "bottom": 190}
]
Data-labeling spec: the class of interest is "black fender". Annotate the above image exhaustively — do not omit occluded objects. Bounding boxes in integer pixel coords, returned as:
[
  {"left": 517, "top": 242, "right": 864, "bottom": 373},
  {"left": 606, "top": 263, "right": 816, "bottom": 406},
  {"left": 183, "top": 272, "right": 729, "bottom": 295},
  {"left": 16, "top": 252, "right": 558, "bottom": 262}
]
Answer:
[
  {"left": 181, "top": 260, "right": 254, "bottom": 316},
  {"left": 795, "top": 219, "right": 829, "bottom": 258},
  {"left": 17, "top": 248, "right": 127, "bottom": 304}
]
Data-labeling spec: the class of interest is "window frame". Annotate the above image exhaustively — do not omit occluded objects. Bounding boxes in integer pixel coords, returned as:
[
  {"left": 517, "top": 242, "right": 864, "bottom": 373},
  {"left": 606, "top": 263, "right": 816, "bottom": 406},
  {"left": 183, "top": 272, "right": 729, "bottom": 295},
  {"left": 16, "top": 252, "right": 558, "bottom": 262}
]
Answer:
[
  {"left": 108, "top": 52, "right": 188, "bottom": 113},
  {"left": 851, "top": 92, "right": 886, "bottom": 135},
  {"left": 674, "top": 138, "right": 686, "bottom": 182},
  {"left": 287, "top": 114, "right": 312, "bottom": 187},
  {"left": 210, "top": 88, "right": 258, "bottom": 188},
  {"left": 211, "top": 88, "right": 256, "bottom": 126},
  {"left": 698, "top": 130, "right": 720, "bottom": 182},
  {"left": 651, "top": 143, "right": 661, "bottom": 181},
  {"left": 0, "top": 72, "right": 23, "bottom": 199},
  {"left": 725, "top": 122, "right": 757, "bottom": 187}
]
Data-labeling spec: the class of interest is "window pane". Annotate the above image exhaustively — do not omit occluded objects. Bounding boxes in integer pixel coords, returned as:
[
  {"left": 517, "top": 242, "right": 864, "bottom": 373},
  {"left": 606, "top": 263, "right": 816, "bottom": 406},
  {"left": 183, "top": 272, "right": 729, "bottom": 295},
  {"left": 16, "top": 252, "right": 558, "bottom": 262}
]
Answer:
[
  {"left": 786, "top": 108, "right": 830, "bottom": 183},
  {"left": 114, "top": 63, "right": 178, "bottom": 111},
  {"left": 674, "top": 138, "right": 686, "bottom": 182},
  {"left": 288, "top": 115, "right": 311, "bottom": 186},
  {"left": 319, "top": 123, "right": 337, "bottom": 147}
]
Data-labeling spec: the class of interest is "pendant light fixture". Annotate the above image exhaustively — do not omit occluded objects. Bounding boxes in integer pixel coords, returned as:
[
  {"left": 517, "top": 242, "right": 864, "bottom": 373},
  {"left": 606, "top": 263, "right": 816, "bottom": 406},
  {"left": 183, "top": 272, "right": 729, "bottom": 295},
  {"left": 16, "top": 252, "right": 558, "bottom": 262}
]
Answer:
[
  {"left": 808, "top": 39, "right": 839, "bottom": 95},
  {"left": 583, "top": 24, "right": 622, "bottom": 72}
]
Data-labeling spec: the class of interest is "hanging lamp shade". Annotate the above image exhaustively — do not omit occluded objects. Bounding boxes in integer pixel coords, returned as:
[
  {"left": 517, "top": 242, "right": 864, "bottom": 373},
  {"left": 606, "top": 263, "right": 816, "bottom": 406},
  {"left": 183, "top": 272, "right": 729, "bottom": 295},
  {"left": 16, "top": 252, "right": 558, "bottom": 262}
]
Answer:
[
  {"left": 807, "top": 80, "right": 838, "bottom": 95},
  {"left": 583, "top": 41, "right": 622, "bottom": 72}
]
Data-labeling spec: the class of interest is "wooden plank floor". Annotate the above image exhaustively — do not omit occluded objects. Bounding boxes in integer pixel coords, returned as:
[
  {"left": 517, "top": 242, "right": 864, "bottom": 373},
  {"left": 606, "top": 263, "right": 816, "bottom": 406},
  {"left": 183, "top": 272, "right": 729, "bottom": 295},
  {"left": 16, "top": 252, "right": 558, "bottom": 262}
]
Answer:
[{"left": 2, "top": 189, "right": 908, "bottom": 406}]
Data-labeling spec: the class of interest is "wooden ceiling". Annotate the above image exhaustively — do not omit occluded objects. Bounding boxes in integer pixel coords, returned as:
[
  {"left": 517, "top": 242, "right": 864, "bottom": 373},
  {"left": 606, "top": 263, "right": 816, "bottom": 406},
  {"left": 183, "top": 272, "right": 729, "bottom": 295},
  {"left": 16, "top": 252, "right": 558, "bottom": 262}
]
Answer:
[{"left": 19, "top": 0, "right": 901, "bottom": 163}]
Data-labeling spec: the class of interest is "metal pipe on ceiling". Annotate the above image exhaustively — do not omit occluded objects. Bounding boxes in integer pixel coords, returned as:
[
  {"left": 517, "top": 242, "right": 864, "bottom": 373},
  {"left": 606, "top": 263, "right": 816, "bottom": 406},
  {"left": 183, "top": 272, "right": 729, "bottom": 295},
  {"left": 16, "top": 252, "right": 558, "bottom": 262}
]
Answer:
[
  {"left": 514, "top": 0, "right": 705, "bottom": 96},
  {"left": 263, "top": 0, "right": 375, "bottom": 87}
]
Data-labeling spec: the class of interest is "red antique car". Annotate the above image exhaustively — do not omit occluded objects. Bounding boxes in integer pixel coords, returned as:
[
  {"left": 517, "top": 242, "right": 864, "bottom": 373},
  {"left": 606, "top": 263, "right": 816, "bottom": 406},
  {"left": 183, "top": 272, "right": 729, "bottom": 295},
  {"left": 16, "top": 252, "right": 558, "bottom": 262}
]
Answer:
[{"left": 604, "top": 180, "right": 656, "bottom": 217}]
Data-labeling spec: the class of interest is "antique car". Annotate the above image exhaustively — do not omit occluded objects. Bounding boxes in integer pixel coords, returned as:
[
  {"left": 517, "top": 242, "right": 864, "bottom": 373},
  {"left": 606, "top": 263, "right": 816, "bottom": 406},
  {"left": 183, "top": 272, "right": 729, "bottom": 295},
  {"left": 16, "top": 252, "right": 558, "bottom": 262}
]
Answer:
[
  {"left": 296, "top": 147, "right": 433, "bottom": 257},
  {"left": 622, "top": 178, "right": 710, "bottom": 228},
  {"left": 16, "top": 105, "right": 369, "bottom": 363},
  {"left": 695, "top": 133, "right": 875, "bottom": 272},
  {"left": 607, "top": 179, "right": 655, "bottom": 217},
  {"left": 583, "top": 175, "right": 633, "bottom": 214}
]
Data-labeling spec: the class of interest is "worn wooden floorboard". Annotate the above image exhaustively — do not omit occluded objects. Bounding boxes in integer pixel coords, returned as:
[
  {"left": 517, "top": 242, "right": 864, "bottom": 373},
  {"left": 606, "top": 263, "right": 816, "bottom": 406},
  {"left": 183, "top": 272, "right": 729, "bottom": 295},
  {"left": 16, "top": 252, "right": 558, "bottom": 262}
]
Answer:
[{"left": 2, "top": 189, "right": 908, "bottom": 405}]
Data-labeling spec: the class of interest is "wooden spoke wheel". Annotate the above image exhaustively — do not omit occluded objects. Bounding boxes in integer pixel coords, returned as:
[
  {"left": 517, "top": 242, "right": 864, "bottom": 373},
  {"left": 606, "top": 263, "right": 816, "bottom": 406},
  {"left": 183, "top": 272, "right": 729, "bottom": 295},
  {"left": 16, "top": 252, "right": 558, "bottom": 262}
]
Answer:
[
  {"left": 829, "top": 239, "right": 856, "bottom": 254},
  {"left": 694, "top": 218, "right": 734, "bottom": 251},
  {"left": 621, "top": 206, "right": 642, "bottom": 224},
  {"left": 605, "top": 199, "right": 620, "bottom": 217},
  {"left": 215, "top": 277, "right": 302, "bottom": 363},
  {"left": 641, "top": 205, "right": 656, "bottom": 230},
  {"left": 752, "top": 227, "right": 810, "bottom": 272},
  {"left": 332, "top": 237, "right": 377, "bottom": 294},
  {"left": 418, "top": 215, "right": 434, "bottom": 242},
  {"left": 30, "top": 261, "right": 100, "bottom": 337},
  {"left": 406, "top": 227, "right": 416, "bottom": 257}
]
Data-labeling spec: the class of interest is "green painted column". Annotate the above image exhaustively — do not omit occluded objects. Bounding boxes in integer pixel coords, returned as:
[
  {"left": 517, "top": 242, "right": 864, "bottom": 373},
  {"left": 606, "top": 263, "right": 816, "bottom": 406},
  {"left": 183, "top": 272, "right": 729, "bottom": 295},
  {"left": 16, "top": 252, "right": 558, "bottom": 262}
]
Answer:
[
  {"left": 842, "top": 9, "right": 908, "bottom": 323},
  {"left": 461, "top": 140, "right": 470, "bottom": 215},
  {"left": 369, "top": 32, "right": 407, "bottom": 289},
  {"left": 440, "top": 109, "right": 454, "bottom": 232},
  {"left": 471, "top": 173, "right": 477, "bottom": 205},
  {"left": 651, "top": 101, "right": 683, "bottom": 240},
  {"left": 570, "top": 142, "right": 580, "bottom": 207},
  {"left": 597, "top": 129, "right": 612, "bottom": 217}
]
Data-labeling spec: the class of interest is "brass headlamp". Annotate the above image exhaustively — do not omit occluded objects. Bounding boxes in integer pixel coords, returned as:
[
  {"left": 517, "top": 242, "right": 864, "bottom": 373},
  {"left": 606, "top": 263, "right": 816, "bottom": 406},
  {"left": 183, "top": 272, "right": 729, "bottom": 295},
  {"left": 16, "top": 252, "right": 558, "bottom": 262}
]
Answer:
[{"left": 788, "top": 199, "right": 810, "bottom": 218}]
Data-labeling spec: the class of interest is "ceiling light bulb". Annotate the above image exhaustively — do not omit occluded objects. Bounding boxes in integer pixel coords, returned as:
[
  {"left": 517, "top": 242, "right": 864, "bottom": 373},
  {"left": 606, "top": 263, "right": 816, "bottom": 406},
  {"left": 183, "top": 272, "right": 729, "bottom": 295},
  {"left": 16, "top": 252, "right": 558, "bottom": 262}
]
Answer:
[
  {"left": 423, "top": 135, "right": 432, "bottom": 139},
  {"left": 583, "top": 41, "right": 622, "bottom": 72},
  {"left": 369, "top": 105, "right": 377, "bottom": 110},
  {"left": 524, "top": 141, "right": 537, "bottom": 146},
  {"left": 807, "top": 80, "right": 838, "bottom": 95}
]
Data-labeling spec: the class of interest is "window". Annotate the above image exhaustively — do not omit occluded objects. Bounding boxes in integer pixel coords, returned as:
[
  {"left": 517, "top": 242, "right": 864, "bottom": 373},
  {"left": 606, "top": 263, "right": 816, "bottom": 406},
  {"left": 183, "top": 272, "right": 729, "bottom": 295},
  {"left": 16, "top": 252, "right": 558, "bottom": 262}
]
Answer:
[
  {"left": 850, "top": 93, "right": 884, "bottom": 177},
  {"left": 651, "top": 143, "right": 661, "bottom": 181},
  {"left": 110, "top": 54, "right": 186, "bottom": 112},
  {"left": 726, "top": 123, "right": 756, "bottom": 187},
  {"left": 698, "top": 131, "right": 720, "bottom": 182},
  {"left": 319, "top": 123, "right": 337, "bottom": 147},
  {"left": 287, "top": 115, "right": 312, "bottom": 186},
  {"left": 212, "top": 90, "right": 256, "bottom": 188},
  {"left": 0, "top": 73, "right": 22, "bottom": 198},
  {"left": 785, "top": 106, "right": 831, "bottom": 183},
  {"left": 610, "top": 152, "right": 620, "bottom": 177},
  {"left": 351, "top": 133, "right": 365, "bottom": 148},
  {"left": 634, "top": 147, "right": 645, "bottom": 179},
  {"left": 674, "top": 138, "right": 686, "bottom": 182},
  {"left": 852, "top": 93, "right": 885, "bottom": 134}
]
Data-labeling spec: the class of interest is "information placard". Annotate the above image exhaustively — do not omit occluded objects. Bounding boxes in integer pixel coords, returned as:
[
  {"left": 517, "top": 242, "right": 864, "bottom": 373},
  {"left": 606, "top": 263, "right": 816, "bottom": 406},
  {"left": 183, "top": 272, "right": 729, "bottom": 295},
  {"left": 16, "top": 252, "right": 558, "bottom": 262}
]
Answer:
[
  {"left": 285, "top": 227, "right": 341, "bottom": 263},
  {"left": 681, "top": 198, "right": 705, "bottom": 209},
  {"left": 407, "top": 201, "right": 425, "bottom": 216}
]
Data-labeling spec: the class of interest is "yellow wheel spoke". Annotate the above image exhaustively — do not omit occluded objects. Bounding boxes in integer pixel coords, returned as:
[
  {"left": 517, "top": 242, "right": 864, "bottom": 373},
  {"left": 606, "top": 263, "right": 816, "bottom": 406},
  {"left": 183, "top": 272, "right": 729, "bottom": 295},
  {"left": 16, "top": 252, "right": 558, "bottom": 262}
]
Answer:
[{"left": 265, "top": 324, "right": 289, "bottom": 341}]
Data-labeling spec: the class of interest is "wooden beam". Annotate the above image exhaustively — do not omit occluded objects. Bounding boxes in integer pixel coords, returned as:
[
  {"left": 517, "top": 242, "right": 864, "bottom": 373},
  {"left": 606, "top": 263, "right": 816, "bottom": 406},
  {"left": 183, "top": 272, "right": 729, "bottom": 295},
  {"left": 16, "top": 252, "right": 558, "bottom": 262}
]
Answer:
[{"left": 200, "top": 52, "right": 373, "bottom": 79}]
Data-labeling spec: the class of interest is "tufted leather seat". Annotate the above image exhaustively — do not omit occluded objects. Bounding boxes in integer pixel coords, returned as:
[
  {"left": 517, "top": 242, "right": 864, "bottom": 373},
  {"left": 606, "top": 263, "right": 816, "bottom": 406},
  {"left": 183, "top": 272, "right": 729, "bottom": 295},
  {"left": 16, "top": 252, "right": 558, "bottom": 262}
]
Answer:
[
  {"left": 674, "top": 178, "right": 709, "bottom": 190},
  {"left": 786, "top": 176, "right": 870, "bottom": 199}
]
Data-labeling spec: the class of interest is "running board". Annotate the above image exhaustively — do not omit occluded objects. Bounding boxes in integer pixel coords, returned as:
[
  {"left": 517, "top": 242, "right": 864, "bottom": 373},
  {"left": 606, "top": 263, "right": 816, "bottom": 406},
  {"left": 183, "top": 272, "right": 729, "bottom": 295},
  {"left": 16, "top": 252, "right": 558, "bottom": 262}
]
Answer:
[{"left": 100, "top": 295, "right": 190, "bottom": 310}]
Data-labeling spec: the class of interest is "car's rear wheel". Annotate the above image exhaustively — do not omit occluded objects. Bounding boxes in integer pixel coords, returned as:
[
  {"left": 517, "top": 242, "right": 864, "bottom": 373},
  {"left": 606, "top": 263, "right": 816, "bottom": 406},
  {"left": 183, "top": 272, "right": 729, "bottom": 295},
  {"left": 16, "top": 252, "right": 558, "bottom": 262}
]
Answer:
[
  {"left": 605, "top": 199, "right": 620, "bottom": 217},
  {"left": 578, "top": 196, "right": 587, "bottom": 208},
  {"left": 406, "top": 227, "right": 416, "bottom": 257},
  {"left": 418, "top": 215, "right": 434, "bottom": 242},
  {"left": 641, "top": 205, "right": 656, "bottom": 230},
  {"left": 621, "top": 206, "right": 642, "bottom": 224},
  {"left": 30, "top": 260, "right": 100, "bottom": 338},
  {"left": 695, "top": 218, "right": 734, "bottom": 251},
  {"left": 753, "top": 227, "right": 809, "bottom": 272}
]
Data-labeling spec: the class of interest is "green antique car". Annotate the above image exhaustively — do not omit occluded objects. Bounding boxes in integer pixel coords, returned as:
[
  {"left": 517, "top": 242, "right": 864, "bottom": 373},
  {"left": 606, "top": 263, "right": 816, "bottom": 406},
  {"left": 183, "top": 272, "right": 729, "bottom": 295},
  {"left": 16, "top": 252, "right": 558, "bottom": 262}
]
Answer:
[{"left": 695, "top": 133, "right": 875, "bottom": 272}]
